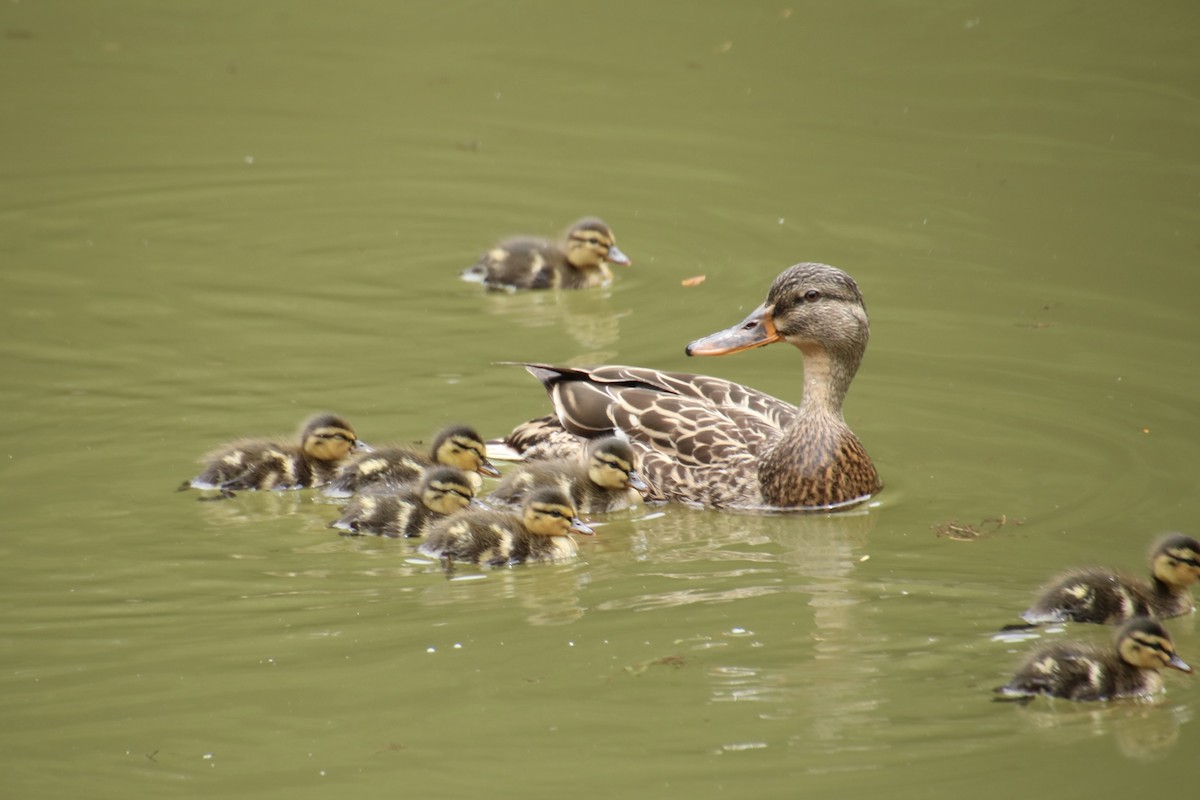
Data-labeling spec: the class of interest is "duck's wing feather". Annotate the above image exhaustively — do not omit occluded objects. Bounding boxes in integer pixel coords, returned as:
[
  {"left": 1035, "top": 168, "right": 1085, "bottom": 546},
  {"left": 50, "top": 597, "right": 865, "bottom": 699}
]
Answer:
[{"left": 511, "top": 364, "right": 793, "bottom": 506}]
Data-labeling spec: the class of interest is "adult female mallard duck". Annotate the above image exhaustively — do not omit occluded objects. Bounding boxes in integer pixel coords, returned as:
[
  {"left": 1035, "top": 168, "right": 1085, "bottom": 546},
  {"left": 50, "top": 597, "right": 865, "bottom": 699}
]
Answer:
[
  {"left": 418, "top": 486, "right": 594, "bottom": 566},
  {"left": 1015, "top": 533, "right": 1200, "bottom": 626},
  {"left": 494, "top": 262, "right": 882, "bottom": 510},
  {"left": 330, "top": 467, "right": 479, "bottom": 538},
  {"left": 460, "top": 217, "right": 631, "bottom": 291},
  {"left": 994, "top": 617, "right": 1193, "bottom": 702},
  {"left": 325, "top": 424, "right": 501, "bottom": 497},
  {"left": 180, "top": 414, "right": 366, "bottom": 498},
  {"left": 488, "top": 436, "right": 649, "bottom": 514}
]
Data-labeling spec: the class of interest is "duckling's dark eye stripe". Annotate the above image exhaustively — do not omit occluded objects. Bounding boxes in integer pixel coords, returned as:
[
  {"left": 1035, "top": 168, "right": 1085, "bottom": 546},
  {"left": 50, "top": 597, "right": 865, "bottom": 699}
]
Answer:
[
  {"left": 1134, "top": 636, "right": 1172, "bottom": 655},
  {"left": 570, "top": 235, "right": 609, "bottom": 246}
]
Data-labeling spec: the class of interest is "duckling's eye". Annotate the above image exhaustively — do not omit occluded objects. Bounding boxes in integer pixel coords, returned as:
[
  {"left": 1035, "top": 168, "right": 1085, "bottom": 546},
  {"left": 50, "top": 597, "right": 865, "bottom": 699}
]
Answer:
[{"left": 804, "top": 289, "right": 821, "bottom": 302}]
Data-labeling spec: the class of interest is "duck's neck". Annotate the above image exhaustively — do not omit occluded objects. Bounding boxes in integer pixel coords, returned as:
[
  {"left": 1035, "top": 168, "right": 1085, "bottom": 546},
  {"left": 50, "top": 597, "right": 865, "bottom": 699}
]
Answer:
[{"left": 796, "top": 343, "right": 855, "bottom": 419}]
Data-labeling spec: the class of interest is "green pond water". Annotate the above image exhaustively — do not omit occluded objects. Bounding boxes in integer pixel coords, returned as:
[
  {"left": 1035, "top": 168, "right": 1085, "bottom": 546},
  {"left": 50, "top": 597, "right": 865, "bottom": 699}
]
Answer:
[{"left": 2, "top": 2, "right": 1199, "bottom": 798}]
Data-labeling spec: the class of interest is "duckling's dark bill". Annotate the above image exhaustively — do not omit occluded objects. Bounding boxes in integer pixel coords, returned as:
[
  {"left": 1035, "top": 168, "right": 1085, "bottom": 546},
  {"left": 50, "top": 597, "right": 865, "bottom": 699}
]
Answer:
[
  {"left": 607, "top": 245, "right": 632, "bottom": 266},
  {"left": 685, "top": 303, "right": 781, "bottom": 356}
]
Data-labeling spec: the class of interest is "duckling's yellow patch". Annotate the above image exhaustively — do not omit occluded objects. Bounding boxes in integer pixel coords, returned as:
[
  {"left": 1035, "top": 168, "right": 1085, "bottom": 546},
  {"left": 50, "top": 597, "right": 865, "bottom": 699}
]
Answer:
[
  {"left": 1031, "top": 656, "right": 1057, "bottom": 676},
  {"left": 355, "top": 457, "right": 391, "bottom": 476}
]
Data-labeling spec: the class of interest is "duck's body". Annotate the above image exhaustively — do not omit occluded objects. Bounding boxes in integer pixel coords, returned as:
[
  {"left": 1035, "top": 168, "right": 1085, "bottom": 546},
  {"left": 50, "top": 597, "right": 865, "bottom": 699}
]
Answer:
[
  {"left": 331, "top": 467, "right": 477, "bottom": 538},
  {"left": 995, "top": 618, "right": 1192, "bottom": 702},
  {"left": 496, "top": 263, "right": 882, "bottom": 510},
  {"left": 419, "top": 487, "right": 593, "bottom": 566},
  {"left": 488, "top": 437, "right": 649, "bottom": 514},
  {"left": 325, "top": 425, "right": 500, "bottom": 497},
  {"left": 461, "top": 217, "right": 630, "bottom": 291},
  {"left": 1020, "top": 534, "right": 1200, "bottom": 625},
  {"left": 181, "top": 414, "right": 364, "bottom": 497}
]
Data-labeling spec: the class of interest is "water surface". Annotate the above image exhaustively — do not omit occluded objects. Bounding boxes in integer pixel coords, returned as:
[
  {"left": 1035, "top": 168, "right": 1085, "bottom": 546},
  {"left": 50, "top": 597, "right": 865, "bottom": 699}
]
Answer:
[{"left": 3, "top": 2, "right": 1199, "bottom": 798}]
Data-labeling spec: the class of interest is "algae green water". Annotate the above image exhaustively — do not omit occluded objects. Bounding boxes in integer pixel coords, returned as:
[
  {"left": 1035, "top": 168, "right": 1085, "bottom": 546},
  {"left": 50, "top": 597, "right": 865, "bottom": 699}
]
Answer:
[{"left": 3, "top": 2, "right": 1199, "bottom": 798}]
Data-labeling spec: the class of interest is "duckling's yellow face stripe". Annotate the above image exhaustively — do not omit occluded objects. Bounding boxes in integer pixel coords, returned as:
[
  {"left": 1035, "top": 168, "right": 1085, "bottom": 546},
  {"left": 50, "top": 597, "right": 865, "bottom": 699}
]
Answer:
[
  {"left": 1153, "top": 547, "right": 1200, "bottom": 587},
  {"left": 304, "top": 427, "right": 358, "bottom": 461},
  {"left": 438, "top": 436, "right": 501, "bottom": 477},
  {"left": 588, "top": 452, "right": 637, "bottom": 490},
  {"left": 1120, "top": 632, "right": 1192, "bottom": 672},
  {"left": 423, "top": 478, "right": 475, "bottom": 514},
  {"left": 565, "top": 230, "right": 616, "bottom": 269},
  {"left": 524, "top": 500, "right": 593, "bottom": 536}
]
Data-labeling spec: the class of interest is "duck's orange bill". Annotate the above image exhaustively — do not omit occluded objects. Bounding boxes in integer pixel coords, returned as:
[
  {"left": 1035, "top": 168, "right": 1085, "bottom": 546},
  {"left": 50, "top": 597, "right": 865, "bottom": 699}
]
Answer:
[{"left": 685, "top": 303, "right": 781, "bottom": 356}]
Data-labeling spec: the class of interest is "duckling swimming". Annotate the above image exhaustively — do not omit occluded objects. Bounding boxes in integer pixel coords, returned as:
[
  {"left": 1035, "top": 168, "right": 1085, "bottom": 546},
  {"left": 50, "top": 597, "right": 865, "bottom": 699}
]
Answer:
[
  {"left": 325, "top": 424, "right": 501, "bottom": 497},
  {"left": 488, "top": 436, "right": 649, "bottom": 514},
  {"left": 1016, "top": 533, "right": 1200, "bottom": 626},
  {"left": 461, "top": 217, "right": 631, "bottom": 291},
  {"left": 180, "top": 414, "right": 364, "bottom": 498},
  {"left": 418, "top": 486, "right": 593, "bottom": 566},
  {"left": 330, "top": 467, "right": 477, "bottom": 538},
  {"left": 994, "top": 617, "right": 1193, "bottom": 702}
]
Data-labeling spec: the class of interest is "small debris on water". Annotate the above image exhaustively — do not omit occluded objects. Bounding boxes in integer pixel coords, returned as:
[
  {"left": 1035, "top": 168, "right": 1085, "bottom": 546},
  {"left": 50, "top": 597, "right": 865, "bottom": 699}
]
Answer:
[{"left": 933, "top": 514, "right": 1022, "bottom": 541}]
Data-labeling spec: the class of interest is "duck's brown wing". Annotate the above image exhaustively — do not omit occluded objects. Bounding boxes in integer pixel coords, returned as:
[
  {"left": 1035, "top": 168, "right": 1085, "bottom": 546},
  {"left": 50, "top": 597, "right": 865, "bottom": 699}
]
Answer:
[{"left": 513, "top": 363, "right": 792, "bottom": 506}]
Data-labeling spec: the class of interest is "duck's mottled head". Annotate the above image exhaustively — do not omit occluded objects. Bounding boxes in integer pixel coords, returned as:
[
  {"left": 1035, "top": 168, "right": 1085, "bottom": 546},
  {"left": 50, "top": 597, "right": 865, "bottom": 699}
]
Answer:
[
  {"left": 522, "top": 486, "right": 594, "bottom": 537},
  {"left": 300, "top": 414, "right": 362, "bottom": 462},
  {"left": 686, "top": 263, "right": 869, "bottom": 369},
  {"left": 1116, "top": 617, "right": 1192, "bottom": 673},
  {"left": 564, "top": 217, "right": 630, "bottom": 269},
  {"left": 431, "top": 425, "right": 502, "bottom": 478}
]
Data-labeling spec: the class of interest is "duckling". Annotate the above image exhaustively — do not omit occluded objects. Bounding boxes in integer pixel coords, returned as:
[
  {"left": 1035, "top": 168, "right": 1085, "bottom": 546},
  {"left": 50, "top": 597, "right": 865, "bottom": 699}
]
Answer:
[
  {"left": 325, "top": 424, "right": 501, "bottom": 497},
  {"left": 1017, "top": 533, "right": 1200, "bottom": 626},
  {"left": 330, "top": 467, "right": 478, "bottom": 538},
  {"left": 994, "top": 617, "right": 1193, "bottom": 702},
  {"left": 461, "top": 217, "right": 631, "bottom": 291},
  {"left": 418, "top": 486, "right": 594, "bottom": 566},
  {"left": 486, "top": 414, "right": 585, "bottom": 463},
  {"left": 180, "top": 414, "right": 364, "bottom": 498},
  {"left": 488, "top": 436, "right": 650, "bottom": 514}
]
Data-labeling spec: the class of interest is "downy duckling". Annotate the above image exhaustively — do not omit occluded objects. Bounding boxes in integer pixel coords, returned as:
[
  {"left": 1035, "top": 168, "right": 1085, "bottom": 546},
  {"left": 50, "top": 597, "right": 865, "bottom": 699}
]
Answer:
[
  {"left": 325, "top": 424, "right": 501, "bottom": 497},
  {"left": 994, "top": 617, "right": 1193, "bottom": 702},
  {"left": 418, "top": 486, "right": 594, "bottom": 566},
  {"left": 180, "top": 414, "right": 364, "bottom": 498},
  {"left": 486, "top": 414, "right": 585, "bottom": 463},
  {"left": 1017, "top": 533, "right": 1200, "bottom": 626},
  {"left": 487, "top": 436, "right": 650, "bottom": 513},
  {"left": 330, "top": 467, "right": 478, "bottom": 538},
  {"left": 461, "top": 217, "right": 631, "bottom": 291}
]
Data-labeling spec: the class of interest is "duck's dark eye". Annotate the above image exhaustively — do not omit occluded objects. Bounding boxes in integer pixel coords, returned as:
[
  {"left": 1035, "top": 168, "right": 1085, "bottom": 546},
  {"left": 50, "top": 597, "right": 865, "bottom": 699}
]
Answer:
[{"left": 804, "top": 289, "right": 821, "bottom": 302}]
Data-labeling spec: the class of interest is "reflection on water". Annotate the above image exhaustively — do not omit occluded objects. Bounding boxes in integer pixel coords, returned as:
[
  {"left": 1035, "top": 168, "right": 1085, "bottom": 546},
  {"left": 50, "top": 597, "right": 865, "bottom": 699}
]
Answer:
[
  {"left": 415, "top": 559, "right": 591, "bottom": 626},
  {"left": 478, "top": 287, "right": 629, "bottom": 363},
  {"left": 1006, "top": 701, "right": 1189, "bottom": 763}
]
